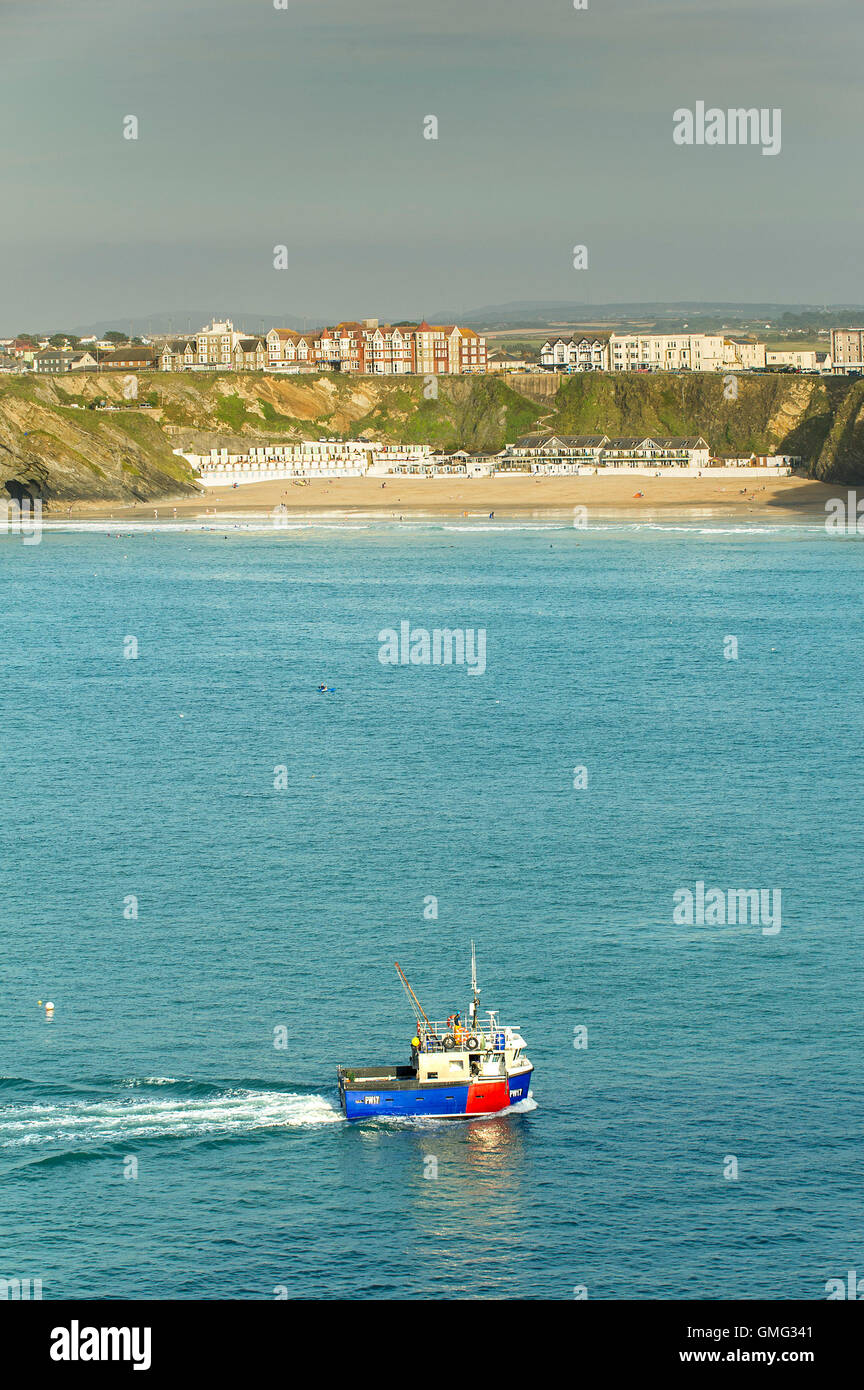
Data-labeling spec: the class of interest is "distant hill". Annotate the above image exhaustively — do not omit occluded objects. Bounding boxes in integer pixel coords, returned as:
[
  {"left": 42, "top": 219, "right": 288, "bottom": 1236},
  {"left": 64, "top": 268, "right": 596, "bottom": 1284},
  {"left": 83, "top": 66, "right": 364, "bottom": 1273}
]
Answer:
[
  {"left": 17, "top": 302, "right": 863, "bottom": 340},
  {"left": 433, "top": 302, "right": 864, "bottom": 332}
]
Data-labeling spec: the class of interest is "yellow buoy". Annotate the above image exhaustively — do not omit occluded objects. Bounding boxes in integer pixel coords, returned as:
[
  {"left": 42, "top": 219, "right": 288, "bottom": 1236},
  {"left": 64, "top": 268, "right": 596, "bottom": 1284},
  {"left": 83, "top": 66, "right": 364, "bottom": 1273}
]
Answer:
[{"left": 411, "top": 1036, "right": 420, "bottom": 1048}]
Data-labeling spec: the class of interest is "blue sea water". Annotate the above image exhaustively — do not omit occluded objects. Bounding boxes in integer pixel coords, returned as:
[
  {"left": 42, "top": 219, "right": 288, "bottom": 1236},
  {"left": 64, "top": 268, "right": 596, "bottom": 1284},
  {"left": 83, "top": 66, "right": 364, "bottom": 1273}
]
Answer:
[{"left": 1, "top": 514, "right": 863, "bottom": 1301}]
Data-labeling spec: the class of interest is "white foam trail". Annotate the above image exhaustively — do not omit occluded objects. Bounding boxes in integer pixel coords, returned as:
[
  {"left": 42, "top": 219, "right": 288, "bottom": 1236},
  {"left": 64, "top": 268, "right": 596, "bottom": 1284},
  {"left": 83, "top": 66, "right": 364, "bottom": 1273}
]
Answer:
[
  {"left": 0, "top": 1089, "right": 342, "bottom": 1147},
  {"left": 508, "top": 1095, "right": 538, "bottom": 1114}
]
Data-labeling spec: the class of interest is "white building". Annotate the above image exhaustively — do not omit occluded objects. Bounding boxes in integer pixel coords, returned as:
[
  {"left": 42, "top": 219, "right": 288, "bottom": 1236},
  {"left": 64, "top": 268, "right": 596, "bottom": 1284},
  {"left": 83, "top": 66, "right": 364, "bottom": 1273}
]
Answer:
[
  {"left": 723, "top": 338, "right": 767, "bottom": 370},
  {"left": 540, "top": 336, "right": 609, "bottom": 371},
  {"left": 765, "top": 349, "right": 818, "bottom": 371},
  {"left": 829, "top": 328, "right": 864, "bottom": 373},
  {"left": 501, "top": 434, "right": 712, "bottom": 472},
  {"left": 487, "top": 352, "right": 530, "bottom": 372},
  {"left": 721, "top": 454, "right": 800, "bottom": 470},
  {"left": 188, "top": 439, "right": 440, "bottom": 484},
  {"left": 608, "top": 332, "right": 727, "bottom": 372},
  {"left": 194, "top": 318, "right": 245, "bottom": 367}
]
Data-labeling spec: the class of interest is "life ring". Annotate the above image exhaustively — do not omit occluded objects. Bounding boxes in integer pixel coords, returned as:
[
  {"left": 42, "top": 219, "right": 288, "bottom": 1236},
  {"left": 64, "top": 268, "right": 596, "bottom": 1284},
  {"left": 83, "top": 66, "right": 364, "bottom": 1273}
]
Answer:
[
  {"left": 442, "top": 1034, "right": 454, "bottom": 1049},
  {"left": 466, "top": 1035, "right": 479, "bottom": 1050}
]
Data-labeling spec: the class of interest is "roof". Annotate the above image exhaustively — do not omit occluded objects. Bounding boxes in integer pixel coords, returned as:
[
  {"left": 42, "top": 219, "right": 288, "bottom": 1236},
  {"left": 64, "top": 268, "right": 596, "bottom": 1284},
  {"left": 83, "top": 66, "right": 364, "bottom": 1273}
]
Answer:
[
  {"left": 514, "top": 433, "right": 709, "bottom": 452},
  {"left": 651, "top": 436, "right": 709, "bottom": 448},
  {"left": 514, "top": 434, "right": 608, "bottom": 449},
  {"left": 99, "top": 347, "right": 157, "bottom": 363},
  {"left": 542, "top": 334, "right": 610, "bottom": 346}
]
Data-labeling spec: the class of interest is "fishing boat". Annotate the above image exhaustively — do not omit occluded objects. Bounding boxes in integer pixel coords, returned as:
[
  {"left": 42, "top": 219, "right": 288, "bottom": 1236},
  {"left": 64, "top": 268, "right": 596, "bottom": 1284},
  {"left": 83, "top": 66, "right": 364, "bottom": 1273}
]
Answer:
[{"left": 337, "top": 944, "right": 533, "bottom": 1120}]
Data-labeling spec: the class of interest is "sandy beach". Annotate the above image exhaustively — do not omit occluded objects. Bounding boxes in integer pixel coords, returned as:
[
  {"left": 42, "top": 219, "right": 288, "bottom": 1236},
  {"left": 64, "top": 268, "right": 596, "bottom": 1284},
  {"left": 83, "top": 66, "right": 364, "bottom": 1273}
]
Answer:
[{"left": 59, "top": 473, "right": 837, "bottom": 521}]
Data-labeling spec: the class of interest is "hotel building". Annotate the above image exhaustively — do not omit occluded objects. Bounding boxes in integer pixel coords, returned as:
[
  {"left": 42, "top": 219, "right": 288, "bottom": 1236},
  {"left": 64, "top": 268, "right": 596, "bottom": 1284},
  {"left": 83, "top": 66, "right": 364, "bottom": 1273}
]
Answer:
[
  {"left": 159, "top": 319, "right": 244, "bottom": 370},
  {"left": 829, "top": 328, "right": 864, "bottom": 373},
  {"left": 539, "top": 336, "right": 610, "bottom": 371},
  {"left": 265, "top": 319, "right": 487, "bottom": 375},
  {"left": 501, "top": 434, "right": 712, "bottom": 471},
  {"left": 609, "top": 333, "right": 726, "bottom": 372},
  {"left": 540, "top": 332, "right": 783, "bottom": 374}
]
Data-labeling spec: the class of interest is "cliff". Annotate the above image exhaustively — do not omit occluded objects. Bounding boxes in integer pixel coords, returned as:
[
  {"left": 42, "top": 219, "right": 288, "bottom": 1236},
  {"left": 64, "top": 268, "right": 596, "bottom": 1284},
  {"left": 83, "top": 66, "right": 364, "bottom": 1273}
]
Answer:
[{"left": 2, "top": 368, "right": 862, "bottom": 504}]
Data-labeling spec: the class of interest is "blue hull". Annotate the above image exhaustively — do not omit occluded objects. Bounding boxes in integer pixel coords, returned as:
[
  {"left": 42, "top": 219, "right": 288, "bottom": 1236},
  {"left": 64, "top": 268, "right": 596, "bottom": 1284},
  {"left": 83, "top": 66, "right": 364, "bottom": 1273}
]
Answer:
[
  {"left": 343, "top": 1084, "right": 470, "bottom": 1120},
  {"left": 340, "top": 1068, "right": 533, "bottom": 1120},
  {"left": 507, "top": 1070, "right": 532, "bottom": 1105}
]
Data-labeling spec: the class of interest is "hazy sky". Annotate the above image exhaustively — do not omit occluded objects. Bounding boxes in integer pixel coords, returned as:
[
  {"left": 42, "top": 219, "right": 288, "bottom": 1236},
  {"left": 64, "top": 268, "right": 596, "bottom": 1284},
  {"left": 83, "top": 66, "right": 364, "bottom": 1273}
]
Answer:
[{"left": 1, "top": 0, "right": 860, "bottom": 330}]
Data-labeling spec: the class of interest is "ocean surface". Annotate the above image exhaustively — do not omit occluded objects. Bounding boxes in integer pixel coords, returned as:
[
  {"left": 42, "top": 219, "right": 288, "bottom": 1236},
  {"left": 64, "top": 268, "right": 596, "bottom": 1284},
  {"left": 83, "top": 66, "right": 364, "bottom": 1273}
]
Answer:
[{"left": 2, "top": 513, "right": 862, "bottom": 1300}]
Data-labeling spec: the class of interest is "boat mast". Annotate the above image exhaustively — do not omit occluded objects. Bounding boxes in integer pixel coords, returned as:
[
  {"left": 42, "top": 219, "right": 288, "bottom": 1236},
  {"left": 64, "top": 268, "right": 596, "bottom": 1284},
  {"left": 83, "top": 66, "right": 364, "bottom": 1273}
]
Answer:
[
  {"left": 470, "top": 940, "right": 480, "bottom": 1026},
  {"left": 394, "top": 961, "right": 440, "bottom": 1041}
]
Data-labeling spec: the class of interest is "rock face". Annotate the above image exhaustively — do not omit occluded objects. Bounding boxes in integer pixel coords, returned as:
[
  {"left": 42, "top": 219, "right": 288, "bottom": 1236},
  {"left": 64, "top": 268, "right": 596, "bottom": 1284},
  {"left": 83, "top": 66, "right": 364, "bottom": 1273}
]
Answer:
[
  {"left": 542, "top": 373, "right": 864, "bottom": 483},
  {"left": 0, "top": 375, "right": 201, "bottom": 503},
  {"left": 2, "top": 368, "right": 863, "bottom": 503},
  {"left": 810, "top": 379, "right": 864, "bottom": 484}
]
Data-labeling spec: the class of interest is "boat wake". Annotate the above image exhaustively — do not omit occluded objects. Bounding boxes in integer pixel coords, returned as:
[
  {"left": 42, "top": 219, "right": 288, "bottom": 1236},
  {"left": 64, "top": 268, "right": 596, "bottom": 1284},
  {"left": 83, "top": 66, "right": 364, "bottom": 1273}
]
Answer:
[
  {"left": 0, "top": 1077, "right": 342, "bottom": 1151},
  {"left": 508, "top": 1095, "right": 538, "bottom": 1115},
  {"left": 359, "top": 1094, "right": 539, "bottom": 1128}
]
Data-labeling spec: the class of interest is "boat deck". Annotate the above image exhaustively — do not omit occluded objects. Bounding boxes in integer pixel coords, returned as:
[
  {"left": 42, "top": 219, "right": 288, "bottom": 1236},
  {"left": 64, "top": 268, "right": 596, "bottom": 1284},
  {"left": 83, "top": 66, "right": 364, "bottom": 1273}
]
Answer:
[{"left": 337, "top": 1064, "right": 416, "bottom": 1089}]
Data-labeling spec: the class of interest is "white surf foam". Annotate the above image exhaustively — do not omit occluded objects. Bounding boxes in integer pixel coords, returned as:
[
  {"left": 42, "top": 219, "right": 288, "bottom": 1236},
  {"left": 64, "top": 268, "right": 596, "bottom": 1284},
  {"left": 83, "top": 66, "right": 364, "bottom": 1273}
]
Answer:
[
  {"left": 36, "top": 519, "right": 378, "bottom": 534},
  {"left": 508, "top": 1094, "right": 538, "bottom": 1115},
  {"left": 0, "top": 1088, "right": 342, "bottom": 1147}
]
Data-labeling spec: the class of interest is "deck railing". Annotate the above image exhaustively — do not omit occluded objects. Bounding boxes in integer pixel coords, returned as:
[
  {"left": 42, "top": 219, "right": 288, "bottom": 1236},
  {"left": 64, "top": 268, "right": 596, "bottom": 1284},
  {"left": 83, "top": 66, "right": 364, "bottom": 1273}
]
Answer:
[{"left": 418, "top": 1019, "right": 510, "bottom": 1053}]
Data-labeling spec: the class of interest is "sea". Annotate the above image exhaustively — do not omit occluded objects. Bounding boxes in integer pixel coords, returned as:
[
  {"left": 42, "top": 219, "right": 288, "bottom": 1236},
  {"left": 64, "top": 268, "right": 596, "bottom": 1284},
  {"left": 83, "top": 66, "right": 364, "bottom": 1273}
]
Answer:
[{"left": 2, "top": 511, "right": 862, "bottom": 1300}]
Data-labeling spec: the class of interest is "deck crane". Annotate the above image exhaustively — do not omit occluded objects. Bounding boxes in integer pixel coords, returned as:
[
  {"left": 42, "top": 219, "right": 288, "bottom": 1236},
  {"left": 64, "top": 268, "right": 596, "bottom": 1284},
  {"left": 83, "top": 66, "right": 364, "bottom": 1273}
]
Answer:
[{"left": 394, "top": 961, "right": 441, "bottom": 1044}]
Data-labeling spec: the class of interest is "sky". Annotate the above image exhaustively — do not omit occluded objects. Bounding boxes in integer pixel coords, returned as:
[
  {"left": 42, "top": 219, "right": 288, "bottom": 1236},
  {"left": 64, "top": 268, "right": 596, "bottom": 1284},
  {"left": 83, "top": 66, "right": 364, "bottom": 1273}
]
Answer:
[{"left": 0, "top": 0, "right": 861, "bottom": 331}]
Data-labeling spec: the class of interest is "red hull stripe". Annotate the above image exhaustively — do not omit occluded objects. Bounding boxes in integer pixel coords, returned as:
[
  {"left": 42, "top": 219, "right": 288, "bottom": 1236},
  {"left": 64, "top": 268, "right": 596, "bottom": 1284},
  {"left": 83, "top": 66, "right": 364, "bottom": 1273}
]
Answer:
[{"left": 465, "top": 1078, "right": 511, "bottom": 1114}]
